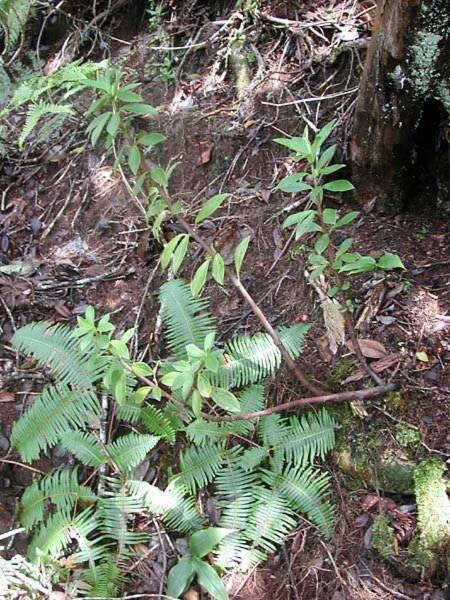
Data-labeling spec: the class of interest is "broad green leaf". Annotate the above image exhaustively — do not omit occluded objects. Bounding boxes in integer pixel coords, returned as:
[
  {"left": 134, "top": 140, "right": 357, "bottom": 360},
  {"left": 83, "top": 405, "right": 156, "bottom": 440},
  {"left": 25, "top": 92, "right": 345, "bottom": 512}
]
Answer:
[
  {"left": 195, "top": 194, "right": 229, "bottom": 224},
  {"left": 137, "top": 132, "right": 166, "bottom": 147},
  {"left": 317, "top": 144, "right": 336, "bottom": 169},
  {"left": 295, "top": 216, "right": 322, "bottom": 240},
  {"left": 211, "top": 387, "right": 240, "bottom": 413},
  {"left": 336, "top": 238, "right": 353, "bottom": 258},
  {"left": 314, "top": 234, "right": 329, "bottom": 254},
  {"left": 309, "top": 266, "right": 326, "bottom": 280},
  {"left": 161, "top": 234, "right": 182, "bottom": 269},
  {"left": 132, "top": 362, "right": 153, "bottom": 377},
  {"left": 109, "top": 340, "right": 130, "bottom": 360},
  {"left": 212, "top": 253, "right": 225, "bottom": 285},
  {"left": 150, "top": 166, "right": 168, "bottom": 188},
  {"left": 234, "top": 236, "right": 251, "bottom": 278},
  {"left": 189, "top": 528, "right": 234, "bottom": 558},
  {"left": 191, "top": 390, "right": 202, "bottom": 418},
  {"left": 204, "top": 333, "right": 215, "bottom": 352},
  {"left": 106, "top": 112, "right": 120, "bottom": 137},
  {"left": 114, "top": 371, "right": 127, "bottom": 405},
  {"left": 134, "top": 387, "right": 152, "bottom": 404},
  {"left": 277, "top": 175, "right": 312, "bottom": 194},
  {"left": 191, "top": 259, "right": 211, "bottom": 297},
  {"left": 309, "top": 254, "right": 328, "bottom": 266},
  {"left": 186, "top": 344, "right": 204, "bottom": 359},
  {"left": 197, "top": 373, "right": 212, "bottom": 398},
  {"left": 377, "top": 252, "right": 405, "bottom": 270},
  {"left": 274, "top": 136, "right": 309, "bottom": 155},
  {"left": 334, "top": 211, "right": 360, "bottom": 229},
  {"left": 282, "top": 210, "right": 316, "bottom": 229},
  {"left": 194, "top": 558, "right": 228, "bottom": 600},
  {"left": 172, "top": 234, "right": 190, "bottom": 274},
  {"left": 117, "top": 90, "right": 143, "bottom": 103},
  {"left": 166, "top": 556, "right": 196, "bottom": 599},
  {"left": 128, "top": 145, "right": 141, "bottom": 175},
  {"left": 339, "top": 256, "right": 377, "bottom": 275},
  {"left": 322, "top": 164, "right": 345, "bottom": 175},
  {"left": 161, "top": 371, "right": 177, "bottom": 387},
  {"left": 323, "top": 180, "right": 354, "bottom": 192},
  {"left": 313, "top": 119, "right": 336, "bottom": 151},
  {"left": 322, "top": 209, "right": 337, "bottom": 225},
  {"left": 123, "top": 103, "right": 157, "bottom": 116}
]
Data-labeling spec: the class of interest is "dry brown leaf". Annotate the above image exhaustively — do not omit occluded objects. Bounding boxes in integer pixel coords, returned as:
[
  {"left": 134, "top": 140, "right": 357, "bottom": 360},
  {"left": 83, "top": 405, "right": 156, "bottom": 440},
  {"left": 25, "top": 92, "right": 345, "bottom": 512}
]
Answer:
[
  {"left": 183, "top": 589, "right": 199, "bottom": 600},
  {"left": 342, "top": 353, "right": 398, "bottom": 384},
  {"left": 346, "top": 338, "right": 387, "bottom": 359},
  {"left": 198, "top": 143, "right": 213, "bottom": 165},
  {"left": 0, "top": 391, "right": 14, "bottom": 403},
  {"left": 356, "top": 282, "right": 386, "bottom": 332},
  {"left": 308, "top": 272, "right": 345, "bottom": 355}
]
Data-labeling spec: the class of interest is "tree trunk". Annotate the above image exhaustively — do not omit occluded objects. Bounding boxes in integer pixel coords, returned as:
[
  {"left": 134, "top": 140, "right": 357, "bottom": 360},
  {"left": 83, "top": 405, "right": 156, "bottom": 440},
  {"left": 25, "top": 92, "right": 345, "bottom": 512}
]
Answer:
[{"left": 351, "top": 0, "right": 450, "bottom": 212}]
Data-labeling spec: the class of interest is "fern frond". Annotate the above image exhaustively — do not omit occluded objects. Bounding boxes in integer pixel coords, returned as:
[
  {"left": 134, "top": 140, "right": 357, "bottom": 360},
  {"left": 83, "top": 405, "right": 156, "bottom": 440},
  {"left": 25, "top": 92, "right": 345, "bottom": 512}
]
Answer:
[
  {"left": 126, "top": 480, "right": 204, "bottom": 533},
  {"left": 185, "top": 419, "right": 221, "bottom": 446},
  {"left": 254, "top": 410, "right": 336, "bottom": 472},
  {"left": 175, "top": 443, "right": 226, "bottom": 493},
  {"left": 11, "top": 321, "right": 99, "bottom": 387},
  {"left": 18, "top": 102, "right": 73, "bottom": 149},
  {"left": 106, "top": 433, "right": 159, "bottom": 474},
  {"left": 21, "top": 468, "right": 96, "bottom": 530},
  {"left": 81, "top": 556, "right": 122, "bottom": 598},
  {"left": 245, "top": 487, "right": 296, "bottom": 554},
  {"left": 215, "top": 324, "right": 310, "bottom": 388},
  {"left": 10, "top": 385, "right": 100, "bottom": 461},
  {"left": 0, "top": 0, "right": 31, "bottom": 48},
  {"left": 277, "top": 409, "right": 336, "bottom": 466},
  {"left": 141, "top": 405, "right": 176, "bottom": 444},
  {"left": 98, "top": 485, "right": 148, "bottom": 552},
  {"left": 60, "top": 431, "right": 107, "bottom": 467},
  {"left": 159, "top": 279, "right": 216, "bottom": 357},
  {"left": 261, "top": 466, "right": 334, "bottom": 537},
  {"left": 215, "top": 448, "right": 254, "bottom": 499},
  {"left": 28, "top": 508, "right": 101, "bottom": 563}
]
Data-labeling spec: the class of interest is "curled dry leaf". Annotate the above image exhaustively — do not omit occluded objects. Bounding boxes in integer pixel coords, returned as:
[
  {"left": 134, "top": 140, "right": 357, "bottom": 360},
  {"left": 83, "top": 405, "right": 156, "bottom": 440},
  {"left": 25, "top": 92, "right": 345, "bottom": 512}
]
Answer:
[
  {"left": 0, "top": 392, "right": 15, "bottom": 402},
  {"left": 308, "top": 272, "right": 345, "bottom": 355},
  {"left": 346, "top": 338, "right": 387, "bottom": 359}
]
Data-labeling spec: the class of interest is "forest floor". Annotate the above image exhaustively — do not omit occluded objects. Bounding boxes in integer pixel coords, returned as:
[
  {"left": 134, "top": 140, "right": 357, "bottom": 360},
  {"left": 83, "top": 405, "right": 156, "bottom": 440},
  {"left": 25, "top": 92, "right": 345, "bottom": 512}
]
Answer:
[{"left": 0, "top": 1, "right": 449, "bottom": 599}]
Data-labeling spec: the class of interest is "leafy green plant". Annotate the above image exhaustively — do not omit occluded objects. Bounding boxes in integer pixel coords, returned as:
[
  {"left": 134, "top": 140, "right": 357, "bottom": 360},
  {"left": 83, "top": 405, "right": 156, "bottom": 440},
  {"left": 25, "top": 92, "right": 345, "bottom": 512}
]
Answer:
[
  {"left": 275, "top": 120, "right": 404, "bottom": 289},
  {"left": 0, "top": 0, "right": 32, "bottom": 50},
  {"left": 8, "top": 278, "right": 336, "bottom": 598}
]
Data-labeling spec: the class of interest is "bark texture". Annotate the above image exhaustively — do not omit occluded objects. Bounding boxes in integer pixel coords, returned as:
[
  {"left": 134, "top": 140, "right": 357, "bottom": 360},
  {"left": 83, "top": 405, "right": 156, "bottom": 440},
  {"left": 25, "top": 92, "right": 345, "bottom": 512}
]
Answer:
[{"left": 351, "top": 0, "right": 450, "bottom": 211}]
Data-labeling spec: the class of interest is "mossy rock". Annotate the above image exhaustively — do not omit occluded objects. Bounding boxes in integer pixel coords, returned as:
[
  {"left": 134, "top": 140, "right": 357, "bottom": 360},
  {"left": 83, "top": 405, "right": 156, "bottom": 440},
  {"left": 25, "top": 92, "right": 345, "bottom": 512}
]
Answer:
[{"left": 334, "top": 445, "right": 416, "bottom": 494}]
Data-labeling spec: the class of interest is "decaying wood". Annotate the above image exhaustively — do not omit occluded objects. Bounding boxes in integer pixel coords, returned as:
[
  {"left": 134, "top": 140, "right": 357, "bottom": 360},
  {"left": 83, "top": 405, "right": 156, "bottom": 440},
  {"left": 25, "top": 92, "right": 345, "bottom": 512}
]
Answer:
[{"left": 352, "top": 0, "right": 450, "bottom": 211}]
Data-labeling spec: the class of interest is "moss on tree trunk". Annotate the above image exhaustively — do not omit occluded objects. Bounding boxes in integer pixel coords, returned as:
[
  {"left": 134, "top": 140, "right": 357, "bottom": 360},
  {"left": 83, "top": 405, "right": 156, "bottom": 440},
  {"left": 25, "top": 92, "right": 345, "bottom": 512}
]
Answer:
[{"left": 351, "top": 0, "right": 450, "bottom": 212}]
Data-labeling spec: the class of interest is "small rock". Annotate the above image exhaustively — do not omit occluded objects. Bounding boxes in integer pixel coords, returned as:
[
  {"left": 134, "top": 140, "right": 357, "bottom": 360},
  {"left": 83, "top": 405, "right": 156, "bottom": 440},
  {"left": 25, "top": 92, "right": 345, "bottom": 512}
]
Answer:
[
  {"left": 0, "top": 434, "right": 10, "bottom": 451},
  {"left": 144, "top": 467, "right": 156, "bottom": 483},
  {"left": 174, "top": 537, "right": 188, "bottom": 555}
]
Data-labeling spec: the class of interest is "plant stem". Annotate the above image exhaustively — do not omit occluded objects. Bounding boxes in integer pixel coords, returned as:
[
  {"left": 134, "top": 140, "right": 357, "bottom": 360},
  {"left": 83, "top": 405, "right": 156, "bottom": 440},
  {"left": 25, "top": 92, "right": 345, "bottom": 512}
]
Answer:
[
  {"left": 162, "top": 191, "right": 323, "bottom": 396},
  {"left": 313, "top": 174, "right": 383, "bottom": 386}
]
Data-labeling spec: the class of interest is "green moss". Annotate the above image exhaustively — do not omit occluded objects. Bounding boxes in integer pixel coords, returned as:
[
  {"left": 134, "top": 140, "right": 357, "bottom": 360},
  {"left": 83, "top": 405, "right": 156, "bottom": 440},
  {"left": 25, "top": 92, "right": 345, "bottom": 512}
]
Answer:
[
  {"left": 372, "top": 514, "right": 396, "bottom": 559},
  {"left": 395, "top": 423, "right": 421, "bottom": 447},
  {"left": 405, "top": 536, "right": 437, "bottom": 579},
  {"left": 414, "top": 460, "right": 450, "bottom": 549}
]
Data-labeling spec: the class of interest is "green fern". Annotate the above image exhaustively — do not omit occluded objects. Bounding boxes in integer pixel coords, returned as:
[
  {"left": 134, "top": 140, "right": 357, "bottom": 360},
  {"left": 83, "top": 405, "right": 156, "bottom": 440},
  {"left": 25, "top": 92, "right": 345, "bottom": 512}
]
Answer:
[
  {"left": 215, "top": 323, "right": 310, "bottom": 388},
  {"left": 126, "top": 480, "right": 205, "bottom": 533},
  {"left": 107, "top": 433, "right": 159, "bottom": 474},
  {"left": 21, "top": 468, "right": 96, "bottom": 531},
  {"left": 10, "top": 385, "right": 100, "bottom": 461},
  {"left": 11, "top": 321, "right": 99, "bottom": 387},
  {"left": 141, "top": 405, "right": 177, "bottom": 444},
  {"left": 159, "top": 279, "right": 216, "bottom": 357},
  {"left": 0, "top": 0, "right": 31, "bottom": 48},
  {"left": 175, "top": 443, "right": 229, "bottom": 493},
  {"left": 82, "top": 557, "right": 122, "bottom": 598},
  {"left": 60, "top": 431, "right": 107, "bottom": 468},
  {"left": 261, "top": 466, "right": 334, "bottom": 537},
  {"left": 98, "top": 485, "right": 148, "bottom": 553},
  {"left": 18, "top": 102, "right": 74, "bottom": 149}
]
